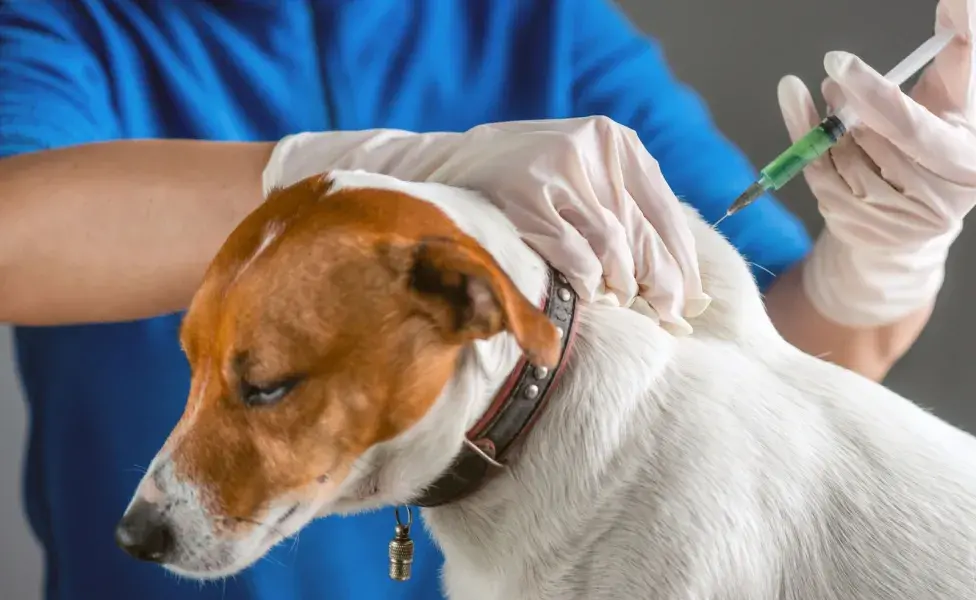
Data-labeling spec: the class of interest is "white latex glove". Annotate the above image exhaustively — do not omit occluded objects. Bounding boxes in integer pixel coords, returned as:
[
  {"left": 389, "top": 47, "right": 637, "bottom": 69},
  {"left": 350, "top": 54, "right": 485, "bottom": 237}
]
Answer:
[
  {"left": 262, "top": 116, "right": 711, "bottom": 335},
  {"left": 777, "top": 0, "right": 976, "bottom": 327}
]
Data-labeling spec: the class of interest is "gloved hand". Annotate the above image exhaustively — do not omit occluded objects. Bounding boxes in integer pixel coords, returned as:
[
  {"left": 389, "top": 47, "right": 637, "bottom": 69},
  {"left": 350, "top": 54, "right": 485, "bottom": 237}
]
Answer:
[
  {"left": 262, "top": 116, "right": 711, "bottom": 335},
  {"left": 776, "top": 0, "right": 976, "bottom": 327}
]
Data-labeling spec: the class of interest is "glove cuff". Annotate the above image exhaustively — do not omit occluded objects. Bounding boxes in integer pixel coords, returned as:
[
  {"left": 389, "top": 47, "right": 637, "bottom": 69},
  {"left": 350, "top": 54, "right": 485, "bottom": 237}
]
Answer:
[
  {"left": 801, "top": 229, "right": 948, "bottom": 327},
  {"left": 261, "top": 132, "right": 324, "bottom": 197}
]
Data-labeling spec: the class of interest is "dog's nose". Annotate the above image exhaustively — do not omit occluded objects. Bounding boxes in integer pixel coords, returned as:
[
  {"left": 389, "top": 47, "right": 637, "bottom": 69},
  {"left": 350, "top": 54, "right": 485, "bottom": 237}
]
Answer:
[{"left": 115, "top": 500, "right": 175, "bottom": 563}]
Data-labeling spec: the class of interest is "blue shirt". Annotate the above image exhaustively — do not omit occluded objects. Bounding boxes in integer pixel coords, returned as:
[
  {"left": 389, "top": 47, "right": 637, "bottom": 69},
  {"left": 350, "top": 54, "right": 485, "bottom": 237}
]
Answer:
[{"left": 0, "top": 1, "right": 811, "bottom": 599}]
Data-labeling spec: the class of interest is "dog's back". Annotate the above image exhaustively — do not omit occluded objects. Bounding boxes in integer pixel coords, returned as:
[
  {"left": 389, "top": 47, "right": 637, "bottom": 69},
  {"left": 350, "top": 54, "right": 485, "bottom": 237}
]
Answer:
[
  {"left": 568, "top": 210, "right": 976, "bottom": 599},
  {"left": 592, "top": 324, "right": 976, "bottom": 599},
  {"left": 773, "top": 363, "right": 976, "bottom": 599}
]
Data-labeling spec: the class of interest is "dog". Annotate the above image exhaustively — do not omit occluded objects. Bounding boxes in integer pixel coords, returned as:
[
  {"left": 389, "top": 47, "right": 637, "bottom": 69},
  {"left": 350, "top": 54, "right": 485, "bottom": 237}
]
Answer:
[{"left": 116, "top": 169, "right": 976, "bottom": 599}]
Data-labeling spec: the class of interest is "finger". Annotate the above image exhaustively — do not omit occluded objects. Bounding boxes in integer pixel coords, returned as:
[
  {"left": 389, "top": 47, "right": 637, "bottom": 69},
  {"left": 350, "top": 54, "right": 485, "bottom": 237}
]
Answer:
[
  {"left": 938, "top": 0, "right": 976, "bottom": 111},
  {"left": 817, "top": 131, "right": 951, "bottom": 250},
  {"left": 634, "top": 226, "right": 694, "bottom": 335},
  {"left": 522, "top": 133, "right": 642, "bottom": 305},
  {"left": 777, "top": 75, "right": 821, "bottom": 141},
  {"left": 598, "top": 175, "right": 689, "bottom": 318},
  {"left": 570, "top": 120, "right": 706, "bottom": 323},
  {"left": 820, "top": 77, "right": 846, "bottom": 113},
  {"left": 798, "top": 78, "right": 951, "bottom": 242},
  {"left": 494, "top": 187, "right": 606, "bottom": 303},
  {"left": 555, "top": 117, "right": 705, "bottom": 329},
  {"left": 820, "top": 76, "right": 927, "bottom": 223},
  {"left": 554, "top": 198, "right": 641, "bottom": 307},
  {"left": 521, "top": 227, "right": 605, "bottom": 304},
  {"left": 911, "top": 0, "right": 976, "bottom": 117},
  {"left": 627, "top": 297, "right": 661, "bottom": 325},
  {"left": 777, "top": 81, "right": 866, "bottom": 224},
  {"left": 777, "top": 75, "right": 834, "bottom": 175},
  {"left": 617, "top": 130, "right": 709, "bottom": 319},
  {"left": 937, "top": 0, "right": 976, "bottom": 42},
  {"left": 914, "top": 36, "right": 975, "bottom": 118},
  {"left": 823, "top": 51, "right": 976, "bottom": 185},
  {"left": 851, "top": 126, "right": 966, "bottom": 231}
]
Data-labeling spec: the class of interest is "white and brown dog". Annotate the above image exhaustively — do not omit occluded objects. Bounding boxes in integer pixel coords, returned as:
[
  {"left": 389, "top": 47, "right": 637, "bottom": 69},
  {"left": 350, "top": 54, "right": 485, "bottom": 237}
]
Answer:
[{"left": 116, "top": 169, "right": 976, "bottom": 599}]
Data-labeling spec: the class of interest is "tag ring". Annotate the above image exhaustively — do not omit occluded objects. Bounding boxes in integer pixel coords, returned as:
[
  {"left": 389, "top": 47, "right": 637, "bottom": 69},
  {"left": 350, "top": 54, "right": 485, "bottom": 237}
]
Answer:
[{"left": 394, "top": 505, "right": 413, "bottom": 528}]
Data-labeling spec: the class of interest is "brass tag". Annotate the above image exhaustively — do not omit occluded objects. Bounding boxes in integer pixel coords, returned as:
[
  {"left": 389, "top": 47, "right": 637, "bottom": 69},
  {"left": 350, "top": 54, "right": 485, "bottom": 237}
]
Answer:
[{"left": 389, "top": 506, "right": 415, "bottom": 582}]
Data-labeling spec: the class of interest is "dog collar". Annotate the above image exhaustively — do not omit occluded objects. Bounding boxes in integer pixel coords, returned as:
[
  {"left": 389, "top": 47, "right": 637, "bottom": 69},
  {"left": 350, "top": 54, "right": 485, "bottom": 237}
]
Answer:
[{"left": 411, "top": 265, "right": 579, "bottom": 508}]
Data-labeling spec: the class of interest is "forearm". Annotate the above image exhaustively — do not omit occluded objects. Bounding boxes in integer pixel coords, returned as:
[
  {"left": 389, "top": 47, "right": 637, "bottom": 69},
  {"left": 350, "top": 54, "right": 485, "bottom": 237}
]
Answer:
[
  {"left": 764, "top": 260, "right": 934, "bottom": 382},
  {"left": 0, "top": 139, "right": 274, "bottom": 325}
]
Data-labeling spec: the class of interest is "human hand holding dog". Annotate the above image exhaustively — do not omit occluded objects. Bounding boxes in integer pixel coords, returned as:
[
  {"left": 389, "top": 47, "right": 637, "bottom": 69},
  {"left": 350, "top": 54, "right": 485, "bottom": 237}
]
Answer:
[{"left": 263, "top": 116, "right": 711, "bottom": 335}]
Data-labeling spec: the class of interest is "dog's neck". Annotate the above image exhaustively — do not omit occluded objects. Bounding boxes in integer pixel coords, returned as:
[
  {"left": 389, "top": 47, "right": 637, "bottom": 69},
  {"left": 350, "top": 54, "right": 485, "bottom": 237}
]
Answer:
[{"left": 325, "top": 172, "right": 551, "bottom": 513}]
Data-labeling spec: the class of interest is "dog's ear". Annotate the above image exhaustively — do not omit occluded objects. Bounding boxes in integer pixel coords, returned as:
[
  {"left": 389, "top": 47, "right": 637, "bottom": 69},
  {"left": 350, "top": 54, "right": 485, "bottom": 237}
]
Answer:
[{"left": 402, "top": 236, "right": 560, "bottom": 368}]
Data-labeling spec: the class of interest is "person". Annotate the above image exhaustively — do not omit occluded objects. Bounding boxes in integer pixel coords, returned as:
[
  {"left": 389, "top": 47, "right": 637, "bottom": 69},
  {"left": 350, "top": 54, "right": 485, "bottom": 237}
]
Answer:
[{"left": 0, "top": 0, "right": 973, "bottom": 598}]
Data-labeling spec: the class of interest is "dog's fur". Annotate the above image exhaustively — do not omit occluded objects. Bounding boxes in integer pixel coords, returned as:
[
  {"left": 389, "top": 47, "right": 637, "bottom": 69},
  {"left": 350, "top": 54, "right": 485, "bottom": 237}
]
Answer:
[{"left": 121, "top": 170, "right": 976, "bottom": 599}]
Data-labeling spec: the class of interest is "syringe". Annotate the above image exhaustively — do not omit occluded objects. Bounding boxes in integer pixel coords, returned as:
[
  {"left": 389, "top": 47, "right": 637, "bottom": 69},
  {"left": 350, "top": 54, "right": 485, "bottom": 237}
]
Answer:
[{"left": 722, "top": 28, "right": 956, "bottom": 219}]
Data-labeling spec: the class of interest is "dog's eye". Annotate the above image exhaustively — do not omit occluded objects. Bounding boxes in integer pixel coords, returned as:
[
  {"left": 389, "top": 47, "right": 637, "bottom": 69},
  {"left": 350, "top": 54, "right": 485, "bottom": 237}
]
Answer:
[{"left": 241, "top": 378, "right": 300, "bottom": 407}]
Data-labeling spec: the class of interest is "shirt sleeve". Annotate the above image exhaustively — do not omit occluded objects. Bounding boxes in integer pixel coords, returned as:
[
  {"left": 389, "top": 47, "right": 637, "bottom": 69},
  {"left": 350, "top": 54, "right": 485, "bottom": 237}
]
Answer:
[
  {"left": 0, "top": 1, "right": 119, "bottom": 159},
  {"left": 565, "top": 0, "right": 811, "bottom": 291}
]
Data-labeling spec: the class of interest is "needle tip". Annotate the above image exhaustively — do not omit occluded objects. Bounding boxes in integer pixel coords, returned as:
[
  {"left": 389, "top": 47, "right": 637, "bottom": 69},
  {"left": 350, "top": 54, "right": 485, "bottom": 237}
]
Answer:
[{"left": 727, "top": 182, "right": 766, "bottom": 216}]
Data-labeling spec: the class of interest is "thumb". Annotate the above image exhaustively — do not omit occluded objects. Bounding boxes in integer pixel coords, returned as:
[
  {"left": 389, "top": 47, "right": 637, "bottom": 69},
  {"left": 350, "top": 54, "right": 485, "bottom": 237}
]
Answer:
[
  {"left": 777, "top": 75, "right": 822, "bottom": 143},
  {"left": 937, "top": 0, "right": 976, "bottom": 42},
  {"left": 920, "top": 1, "right": 976, "bottom": 117}
]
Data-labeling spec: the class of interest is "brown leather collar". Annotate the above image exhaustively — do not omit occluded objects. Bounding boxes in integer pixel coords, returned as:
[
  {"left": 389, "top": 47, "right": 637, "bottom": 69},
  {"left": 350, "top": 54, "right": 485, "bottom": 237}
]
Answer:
[{"left": 411, "top": 265, "right": 578, "bottom": 508}]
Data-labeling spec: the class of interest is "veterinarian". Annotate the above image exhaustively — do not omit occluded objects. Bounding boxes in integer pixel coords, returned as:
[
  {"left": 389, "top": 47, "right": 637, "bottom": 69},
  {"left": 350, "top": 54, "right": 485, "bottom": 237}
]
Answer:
[{"left": 0, "top": 0, "right": 973, "bottom": 598}]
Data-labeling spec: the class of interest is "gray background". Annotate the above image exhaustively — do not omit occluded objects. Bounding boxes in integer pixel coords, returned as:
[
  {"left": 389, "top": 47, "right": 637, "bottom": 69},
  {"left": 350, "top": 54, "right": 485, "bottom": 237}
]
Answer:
[{"left": 0, "top": 0, "right": 970, "bottom": 597}]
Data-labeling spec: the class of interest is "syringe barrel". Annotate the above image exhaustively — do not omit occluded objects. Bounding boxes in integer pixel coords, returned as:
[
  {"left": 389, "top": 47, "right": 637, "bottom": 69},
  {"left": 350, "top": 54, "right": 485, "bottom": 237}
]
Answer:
[{"left": 759, "top": 115, "right": 846, "bottom": 190}]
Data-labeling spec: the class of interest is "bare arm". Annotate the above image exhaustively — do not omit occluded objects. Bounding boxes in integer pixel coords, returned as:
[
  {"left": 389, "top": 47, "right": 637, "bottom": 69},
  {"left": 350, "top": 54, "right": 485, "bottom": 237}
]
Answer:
[
  {"left": 0, "top": 6, "right": 276, "bottom": 325},
  {"left": 0, "top": 140, "right": 274, "bottom": 325},
  {"left": 765, "top": 260, "right": 933, "bottom": 382}
]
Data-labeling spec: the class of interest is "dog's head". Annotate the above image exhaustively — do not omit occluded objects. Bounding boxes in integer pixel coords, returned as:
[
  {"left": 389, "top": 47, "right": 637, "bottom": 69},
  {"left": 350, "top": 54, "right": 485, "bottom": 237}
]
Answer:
[{"left": 115, "top": 173, "right": 560, "bottom": 578}]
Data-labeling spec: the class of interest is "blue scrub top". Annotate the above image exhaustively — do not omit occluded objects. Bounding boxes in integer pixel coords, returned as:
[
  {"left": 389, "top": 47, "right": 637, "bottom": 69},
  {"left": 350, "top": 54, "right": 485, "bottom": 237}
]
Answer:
[{"left": 0, "top": 1, "right": 811, "bottom": 599}]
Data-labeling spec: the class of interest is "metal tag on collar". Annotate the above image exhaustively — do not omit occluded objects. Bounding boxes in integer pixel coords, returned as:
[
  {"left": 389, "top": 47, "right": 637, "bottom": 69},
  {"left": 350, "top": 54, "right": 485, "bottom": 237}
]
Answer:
[{"left": 389, "top": 505, "right": 415, "bottom": 582}]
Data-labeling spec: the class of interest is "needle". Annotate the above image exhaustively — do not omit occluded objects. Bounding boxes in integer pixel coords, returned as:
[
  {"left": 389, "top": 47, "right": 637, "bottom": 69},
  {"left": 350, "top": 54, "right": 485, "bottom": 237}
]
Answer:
[{"left": 720, "top": 28, "right": 955, "bottom": 221}]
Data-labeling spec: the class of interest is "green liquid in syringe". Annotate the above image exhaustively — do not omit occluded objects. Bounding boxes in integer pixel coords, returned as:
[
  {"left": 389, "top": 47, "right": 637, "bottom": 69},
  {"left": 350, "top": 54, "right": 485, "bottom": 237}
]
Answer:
[{"left": 758, "top": 114, "right": 847, "bottom": 190}]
